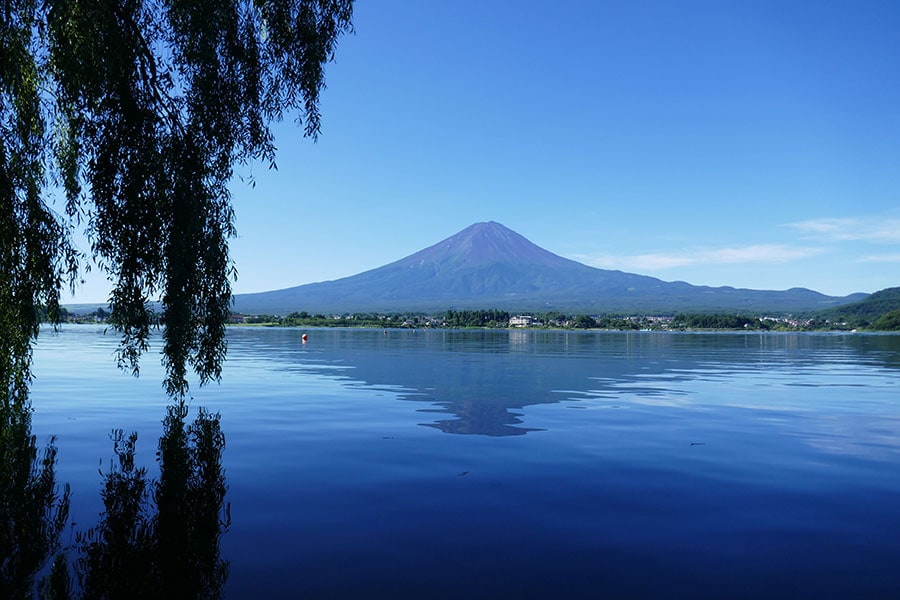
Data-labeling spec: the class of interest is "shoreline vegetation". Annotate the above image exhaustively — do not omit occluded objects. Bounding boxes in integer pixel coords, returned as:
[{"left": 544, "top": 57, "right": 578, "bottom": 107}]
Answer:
[
  {"left": 56, "top": 288, "right": 900, "bottom": 332},
  {"left": 56, "top": 307, "right": 900, "bottom": 333}
]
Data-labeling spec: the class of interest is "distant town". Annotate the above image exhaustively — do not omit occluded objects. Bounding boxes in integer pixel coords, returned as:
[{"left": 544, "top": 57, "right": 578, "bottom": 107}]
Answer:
[{"left": 58, "top": 303, "right": 900, "bottom": 332}]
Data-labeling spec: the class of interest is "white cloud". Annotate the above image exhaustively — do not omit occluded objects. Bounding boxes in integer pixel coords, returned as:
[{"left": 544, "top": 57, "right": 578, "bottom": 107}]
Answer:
[
  {"left": 574, "top": 244, "right": 825, "bottom": 271},
  {"left": 784, "top": 217, "right": 900, "bottom": 243},
  {"left": 857, "top": 253, "right": 900, "bottom": 263}
]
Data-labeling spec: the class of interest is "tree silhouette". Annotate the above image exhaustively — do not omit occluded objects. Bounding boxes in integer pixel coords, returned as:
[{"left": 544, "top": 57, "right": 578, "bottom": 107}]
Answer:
[
  {"left": 2, "top": 1, "right": 354, "bottom": 594},
  {"left": 2, "top": 0, "right": 354, "bottom": 398}
]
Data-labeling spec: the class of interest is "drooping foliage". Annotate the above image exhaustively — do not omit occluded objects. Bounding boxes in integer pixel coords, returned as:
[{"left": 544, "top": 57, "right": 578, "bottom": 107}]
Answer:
[
  {"left": 1, "top": 0, "right": 354, "bottom": 398},
  {"left": 2, "top": 2, "right": 352, "bottom": 593},
  {"left": 2, "top": 6, "right": 74, "bottom": 590}
]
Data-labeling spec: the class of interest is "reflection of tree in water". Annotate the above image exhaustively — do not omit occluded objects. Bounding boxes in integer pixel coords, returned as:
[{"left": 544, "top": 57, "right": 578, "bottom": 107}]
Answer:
[
  {"left": 2, "top": 400, "right": 229, "bottom": 599},
  {"left": 1, "top": 397, "right": 70, "bottom": 598},
  {"left": 69, "top": 401, "right": 229, "bottom": 599}
]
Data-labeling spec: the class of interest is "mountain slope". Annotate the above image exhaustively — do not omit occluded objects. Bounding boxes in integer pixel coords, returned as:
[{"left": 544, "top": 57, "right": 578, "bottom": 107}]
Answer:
[
  {"left": 233, "top": 221, "right": 867, "bottom": 315},
  {"left": 816, "top": 286, "right": 900, "bottom": 326}
]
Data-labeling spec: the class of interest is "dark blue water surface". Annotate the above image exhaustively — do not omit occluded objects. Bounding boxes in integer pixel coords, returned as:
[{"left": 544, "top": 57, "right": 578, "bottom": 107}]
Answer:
[{"left": 30, "top": 326, "right": 900, "bottom": 598}]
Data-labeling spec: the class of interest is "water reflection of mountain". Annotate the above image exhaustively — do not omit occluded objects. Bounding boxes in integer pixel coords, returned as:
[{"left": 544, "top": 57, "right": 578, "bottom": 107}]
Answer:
[
  {"left": 225, "top": 328, "right": 900, "bottom": 437},
  {"left": 349, "top": 330, "right": 711, "bottom": 436}
]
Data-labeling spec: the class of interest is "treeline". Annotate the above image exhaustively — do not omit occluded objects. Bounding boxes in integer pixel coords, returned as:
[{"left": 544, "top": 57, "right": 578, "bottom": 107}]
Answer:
[
  {"left": 240, "top": 310, "right": 662, "bottom": 330},
  {"left": 255, "top": 312, "right": 429, "bottom": 328},
  {"left": 538, "top": 314, "right": 645, "bottom": 329},
  {"left": 441, "top": 311, "right": 657, "bottom": 329},
  {"left": 40, "top": 306, "right": 116, "bottom": 324},
  {"left": 668, "top": 313, "right": 841, "bottom": 331},
  {"left": 584, "top": 316, "right": 642, "bottom": 330},
  {"left": 671, "top": 313, "right": 760, "bottom": 330},
  {"left": 873, "top": 309, "right": 900, "bottom": 331},
  {"left": 240, "top": 310, "right": 767, "bottom": 331},
  {"left": 52, "top": 305, "right": 895, "bottom": 332},
  {"left": 443, "top": 309, "right": 510, "bottom": 328},
  {"left": 48, "top": 307, "right": 900, "bottom": 331}
]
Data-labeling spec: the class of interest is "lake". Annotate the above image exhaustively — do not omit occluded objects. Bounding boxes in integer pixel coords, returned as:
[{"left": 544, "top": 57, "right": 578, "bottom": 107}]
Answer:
[{"left": 28, "top": 326, "right": 900, "bottom": 598}]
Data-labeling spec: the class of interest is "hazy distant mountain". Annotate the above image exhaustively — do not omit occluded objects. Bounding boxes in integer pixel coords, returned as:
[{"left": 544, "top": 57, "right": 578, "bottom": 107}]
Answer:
[{"left": 233, "top": 221, "right": 867, "bottom": 315}]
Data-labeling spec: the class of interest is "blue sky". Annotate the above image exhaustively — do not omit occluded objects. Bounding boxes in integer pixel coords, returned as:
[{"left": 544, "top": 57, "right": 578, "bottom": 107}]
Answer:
[{"left": 71, "top": 0, "right": 900, "bottom": 302}]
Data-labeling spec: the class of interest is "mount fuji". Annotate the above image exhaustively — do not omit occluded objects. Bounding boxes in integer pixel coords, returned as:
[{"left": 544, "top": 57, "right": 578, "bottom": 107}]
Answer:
[{"left": 232, "top": 221, "right": 864, "bottom": 315}]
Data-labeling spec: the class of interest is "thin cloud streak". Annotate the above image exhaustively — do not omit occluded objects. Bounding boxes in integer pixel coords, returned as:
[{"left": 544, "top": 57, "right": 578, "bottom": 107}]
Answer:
[
  {"left": 574, "top": 245, "right": 825, "bottom": 271},
  {"left": 858, "top": 253, "right": 900, "bottom": 263},
  {"left": 784, "top": 217, "right": 900, "bottom": 243}
]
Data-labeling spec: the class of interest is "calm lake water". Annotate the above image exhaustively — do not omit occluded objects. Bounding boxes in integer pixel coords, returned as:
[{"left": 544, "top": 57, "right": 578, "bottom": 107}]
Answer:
[{"left": 29, "top": 325, "right": 900, "bottom": 598}]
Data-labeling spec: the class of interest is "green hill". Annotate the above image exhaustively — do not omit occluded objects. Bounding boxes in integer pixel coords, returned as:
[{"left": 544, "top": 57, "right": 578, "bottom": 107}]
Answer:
[
  {"left": 873, "top": 309, "right": 900, "bottom": 331},
  {"left": 816, "top": 287, "right": 900, "bottom": 329}
]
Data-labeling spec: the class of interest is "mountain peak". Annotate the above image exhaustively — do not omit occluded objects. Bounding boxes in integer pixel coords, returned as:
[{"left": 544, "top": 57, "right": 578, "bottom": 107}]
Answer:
[
  {"left": 461, "top": 220, "right": 508, "bottom": 233},
  {"left": 412, "top": 221, "right": 569, "bottom": 268},
  {"left": 448, "top": 221, "right": 516, "bottom": 241}
]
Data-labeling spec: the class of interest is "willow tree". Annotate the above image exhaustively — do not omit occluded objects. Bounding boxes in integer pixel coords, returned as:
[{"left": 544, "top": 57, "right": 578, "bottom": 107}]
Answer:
[
  {"left": 2, "top": 0, "right": 354, "bottom": 398},
  {"left": 2, "top": 1, "right": 353, "bottom": 592}
]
